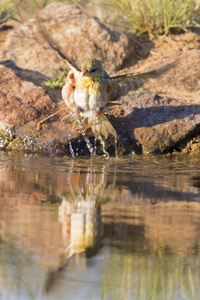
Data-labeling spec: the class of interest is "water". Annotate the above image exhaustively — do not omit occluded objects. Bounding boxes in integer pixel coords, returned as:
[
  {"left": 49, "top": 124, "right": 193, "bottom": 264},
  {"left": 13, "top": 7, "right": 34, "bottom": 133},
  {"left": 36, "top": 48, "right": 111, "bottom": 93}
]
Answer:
[
  {"left": 68, "top": 132, "right": 76, "bottom": 158},
  {"left": 0, "top": 152, "right": 200, "bottom": 300}
]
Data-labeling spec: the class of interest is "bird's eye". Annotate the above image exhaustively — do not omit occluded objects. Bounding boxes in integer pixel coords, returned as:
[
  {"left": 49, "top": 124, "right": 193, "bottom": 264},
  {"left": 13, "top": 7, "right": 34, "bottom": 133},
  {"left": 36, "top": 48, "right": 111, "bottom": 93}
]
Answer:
[{"left": 91, "top": 69, "right": 95, "bottom": 72}]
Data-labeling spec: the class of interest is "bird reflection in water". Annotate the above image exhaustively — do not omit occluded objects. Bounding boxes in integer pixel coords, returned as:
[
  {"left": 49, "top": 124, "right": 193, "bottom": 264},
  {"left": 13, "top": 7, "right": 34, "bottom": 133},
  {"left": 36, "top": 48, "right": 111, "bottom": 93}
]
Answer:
[{"left": 44, "top": 162, "right": 116, "bottom": 294}]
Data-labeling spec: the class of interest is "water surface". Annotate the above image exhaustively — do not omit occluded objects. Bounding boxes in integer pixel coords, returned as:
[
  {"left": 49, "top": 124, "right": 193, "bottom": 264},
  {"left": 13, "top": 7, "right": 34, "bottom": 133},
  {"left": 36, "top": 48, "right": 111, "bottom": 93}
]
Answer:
[{"left": 0, "top": 152, "right": 200, "bottom": 300}]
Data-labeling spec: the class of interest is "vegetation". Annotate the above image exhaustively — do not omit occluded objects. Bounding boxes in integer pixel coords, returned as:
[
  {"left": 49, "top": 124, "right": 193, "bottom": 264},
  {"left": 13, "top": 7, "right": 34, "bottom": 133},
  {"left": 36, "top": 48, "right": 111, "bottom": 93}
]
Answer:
[
  {"left": 42, "top": 71, "right": 66, "bottom": 88},
  {"left": 0, "top": 0, "right": 23, "bottom": 24},
  {"left": 1, "top": 0, "right": 200, "bottom": 36},
  {"left": 0, "top": 0, "right": 71, "bottom": 23},
  {"left": 89, "top": 249, "right": 200, "bottom": 300},
  {"left": 112, "top": 0, "right": 200, "bottom": 35}
]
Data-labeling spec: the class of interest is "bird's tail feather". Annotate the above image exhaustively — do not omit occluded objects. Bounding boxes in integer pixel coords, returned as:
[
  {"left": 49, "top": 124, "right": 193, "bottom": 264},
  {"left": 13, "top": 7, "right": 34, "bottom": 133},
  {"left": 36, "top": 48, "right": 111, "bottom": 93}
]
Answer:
[
  {"left": 90, "top": 112, "right": 117, "bottom": 139},
  {"left": 61, "top": 112, "right": 117, "bottom": 140}
]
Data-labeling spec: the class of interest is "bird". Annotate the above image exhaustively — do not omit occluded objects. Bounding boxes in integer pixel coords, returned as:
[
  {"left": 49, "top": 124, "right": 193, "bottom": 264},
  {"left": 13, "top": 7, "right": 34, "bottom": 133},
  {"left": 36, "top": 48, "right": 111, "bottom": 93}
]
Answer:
[
  {"left": 58, "top": 56, "right": 177, "bottom": 122},
  {"left": 61, "top": 69, "right": 118, "bottom": 139}
]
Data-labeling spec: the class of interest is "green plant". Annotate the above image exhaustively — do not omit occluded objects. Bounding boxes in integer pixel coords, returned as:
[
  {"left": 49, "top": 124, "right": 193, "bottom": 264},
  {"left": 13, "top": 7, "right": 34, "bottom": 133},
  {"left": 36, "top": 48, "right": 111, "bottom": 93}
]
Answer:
[
  {"left": 112, "top": 0, "right": 200, "bottom": 35},
  {"left": 42, "top": 71, "right": 66, "bottom": 88},
  {"left": 0, "top": 0, "right": 24, "bottom": 24}
]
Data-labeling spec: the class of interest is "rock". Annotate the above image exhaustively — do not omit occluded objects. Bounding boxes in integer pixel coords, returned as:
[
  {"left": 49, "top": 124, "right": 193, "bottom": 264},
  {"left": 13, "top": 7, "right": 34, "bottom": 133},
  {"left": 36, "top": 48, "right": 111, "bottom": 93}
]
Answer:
[
  {"left": 0, "top": 64, "right": 69, "bottom": 153},
  {"left": 0, "top": 65, "right": 55, "bottom": 128},
  {"left": 109, "top": 92, "right": 200, "bottom": 154},
  {"left": 0, "top": 2, "right": 135, "bottom": 77},
  {"left": 144, "top": 49, "right": 200, "bottom": 95}
]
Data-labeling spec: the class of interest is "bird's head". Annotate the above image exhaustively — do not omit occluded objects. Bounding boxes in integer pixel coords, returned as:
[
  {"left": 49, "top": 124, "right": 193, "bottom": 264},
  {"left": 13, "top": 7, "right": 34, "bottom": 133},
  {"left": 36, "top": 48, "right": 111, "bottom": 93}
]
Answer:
[{"left": 81, "top": 58, "right": 105, "bottom": 79}]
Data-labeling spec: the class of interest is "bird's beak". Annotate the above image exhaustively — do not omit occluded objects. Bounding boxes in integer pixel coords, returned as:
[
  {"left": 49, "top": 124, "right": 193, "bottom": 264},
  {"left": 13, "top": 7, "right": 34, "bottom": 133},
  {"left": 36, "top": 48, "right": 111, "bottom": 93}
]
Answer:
[{"left": 82, "top": 69, "right": 89, "bottom": 77}]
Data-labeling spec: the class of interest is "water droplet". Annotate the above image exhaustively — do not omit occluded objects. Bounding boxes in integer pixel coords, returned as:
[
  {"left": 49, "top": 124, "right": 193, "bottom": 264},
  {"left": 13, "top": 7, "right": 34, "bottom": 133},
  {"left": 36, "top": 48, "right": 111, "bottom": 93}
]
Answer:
[
  {"left": 115, "top": 137, "right": 119, "bottom": 159},
  {"left": 68, "top": 133, "right": 75, "bottom": 158},
  {"left": 93, "top": 137, "right": 97, "bottom": 156}
]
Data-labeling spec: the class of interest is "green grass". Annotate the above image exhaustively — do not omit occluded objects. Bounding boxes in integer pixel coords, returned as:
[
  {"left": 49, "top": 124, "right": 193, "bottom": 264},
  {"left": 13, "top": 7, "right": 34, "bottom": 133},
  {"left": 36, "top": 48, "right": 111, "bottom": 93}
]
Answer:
[
  {"left": 112, "top": 0, "right": 200, "bottom": 35},
  {"left": 1, "top": 0, "right": 200, "bottom": 36},
  {"left": 42, "top": 71, "right": 66, "bottom": 88}
]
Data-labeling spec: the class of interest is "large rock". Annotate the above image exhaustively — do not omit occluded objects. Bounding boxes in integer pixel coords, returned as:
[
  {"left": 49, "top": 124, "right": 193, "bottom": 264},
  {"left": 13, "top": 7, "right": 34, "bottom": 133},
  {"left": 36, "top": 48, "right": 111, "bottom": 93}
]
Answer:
[
  {"left": 0, "top": 64, "right": 71, "bottom": 153},
  {"left": 109, "top": 93, "right": 200, "bottom": 154},
  {"left": 0, "top": 64, "right": 54, "bottom": 128},
  {"left": 0, "top": 2, "right": 135, "bottom": 77}
]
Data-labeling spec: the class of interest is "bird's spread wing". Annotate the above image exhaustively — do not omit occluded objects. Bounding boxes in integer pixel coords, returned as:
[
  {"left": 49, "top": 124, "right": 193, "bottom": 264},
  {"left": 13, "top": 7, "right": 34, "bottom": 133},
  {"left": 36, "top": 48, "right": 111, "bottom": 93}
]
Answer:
[
  {"left": 37, "top": 18, "right": 81, "bottom": 76},
  {"left": 105, "top": 74, "right": 144, "bottom": 101},
  {"left": 136, "top": 60, "right": 177, "bottom": 79},
  {"left": 106, "top": 60, "right": 177, "bottom": 101}
]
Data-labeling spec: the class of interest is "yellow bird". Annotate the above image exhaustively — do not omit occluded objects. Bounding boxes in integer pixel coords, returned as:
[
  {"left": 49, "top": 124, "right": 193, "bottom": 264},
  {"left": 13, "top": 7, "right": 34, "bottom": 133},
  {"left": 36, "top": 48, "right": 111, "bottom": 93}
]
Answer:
[
  {"left": 61, "top": 69, "right": 117, "bottom": 139},
  {"left": 65, "top": 57, "right": 176, "bottom": 121},
  {"left": 60, "top": 57, "right": 175, "bottom": 140}
]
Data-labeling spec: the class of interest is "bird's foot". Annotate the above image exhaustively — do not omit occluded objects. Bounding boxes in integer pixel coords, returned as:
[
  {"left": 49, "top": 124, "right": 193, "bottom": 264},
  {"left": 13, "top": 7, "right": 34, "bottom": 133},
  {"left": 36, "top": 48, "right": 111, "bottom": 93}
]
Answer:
[{"left": 94, "top": 108, "right": 101, "bottom": 118}]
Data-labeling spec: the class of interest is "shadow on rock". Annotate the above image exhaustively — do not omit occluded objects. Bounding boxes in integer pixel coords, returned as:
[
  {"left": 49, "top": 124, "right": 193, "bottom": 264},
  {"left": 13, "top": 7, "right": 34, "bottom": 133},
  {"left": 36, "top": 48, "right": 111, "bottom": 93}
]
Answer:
[
  {"left": 0, "top": 60, "right": 61, "bottom": 102},
  {"left": 128, "top": 104, "right": 200, "bottom": 128}
]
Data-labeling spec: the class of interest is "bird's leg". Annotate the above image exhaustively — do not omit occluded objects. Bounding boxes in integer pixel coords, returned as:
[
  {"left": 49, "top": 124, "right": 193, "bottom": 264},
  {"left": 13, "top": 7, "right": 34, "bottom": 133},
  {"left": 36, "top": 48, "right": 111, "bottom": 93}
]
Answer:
[
  {"left": 94, "top": 107, "right": 102, "bottom": 118},
  {"left": 76, "top": 106, "right": 83, "bottom": 116}
]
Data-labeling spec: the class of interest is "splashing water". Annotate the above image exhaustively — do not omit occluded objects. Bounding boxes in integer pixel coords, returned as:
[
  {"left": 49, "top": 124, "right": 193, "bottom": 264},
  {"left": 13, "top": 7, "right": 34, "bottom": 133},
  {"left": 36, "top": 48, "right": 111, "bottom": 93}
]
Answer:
[
  {"left": 68, "top": 132, "right": 75, "bottom": 158},
  {"left": 72, "top": 112, "right": 94, "bottom": 155},
  {"left": 115, "top": 136, "right": 119, "bottom": 159},
  {"left": 65, "top": 112, "right": 119, "bottom": 158},
  {"left": 93, "top": 137, "right": 97, "bottom": 155},
  {"left": 98, "top": 135, "right": 109, "bottom": 158}
]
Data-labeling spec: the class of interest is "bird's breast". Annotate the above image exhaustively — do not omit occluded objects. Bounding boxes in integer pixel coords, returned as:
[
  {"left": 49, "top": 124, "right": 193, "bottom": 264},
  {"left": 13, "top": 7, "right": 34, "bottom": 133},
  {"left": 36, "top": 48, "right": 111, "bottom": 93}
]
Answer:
[
  {"left": 76, "top": 77, "right": 103, "bottom": 94},
  {"left": 74, "top": 89, "right": 89, "bottom": 111}
]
